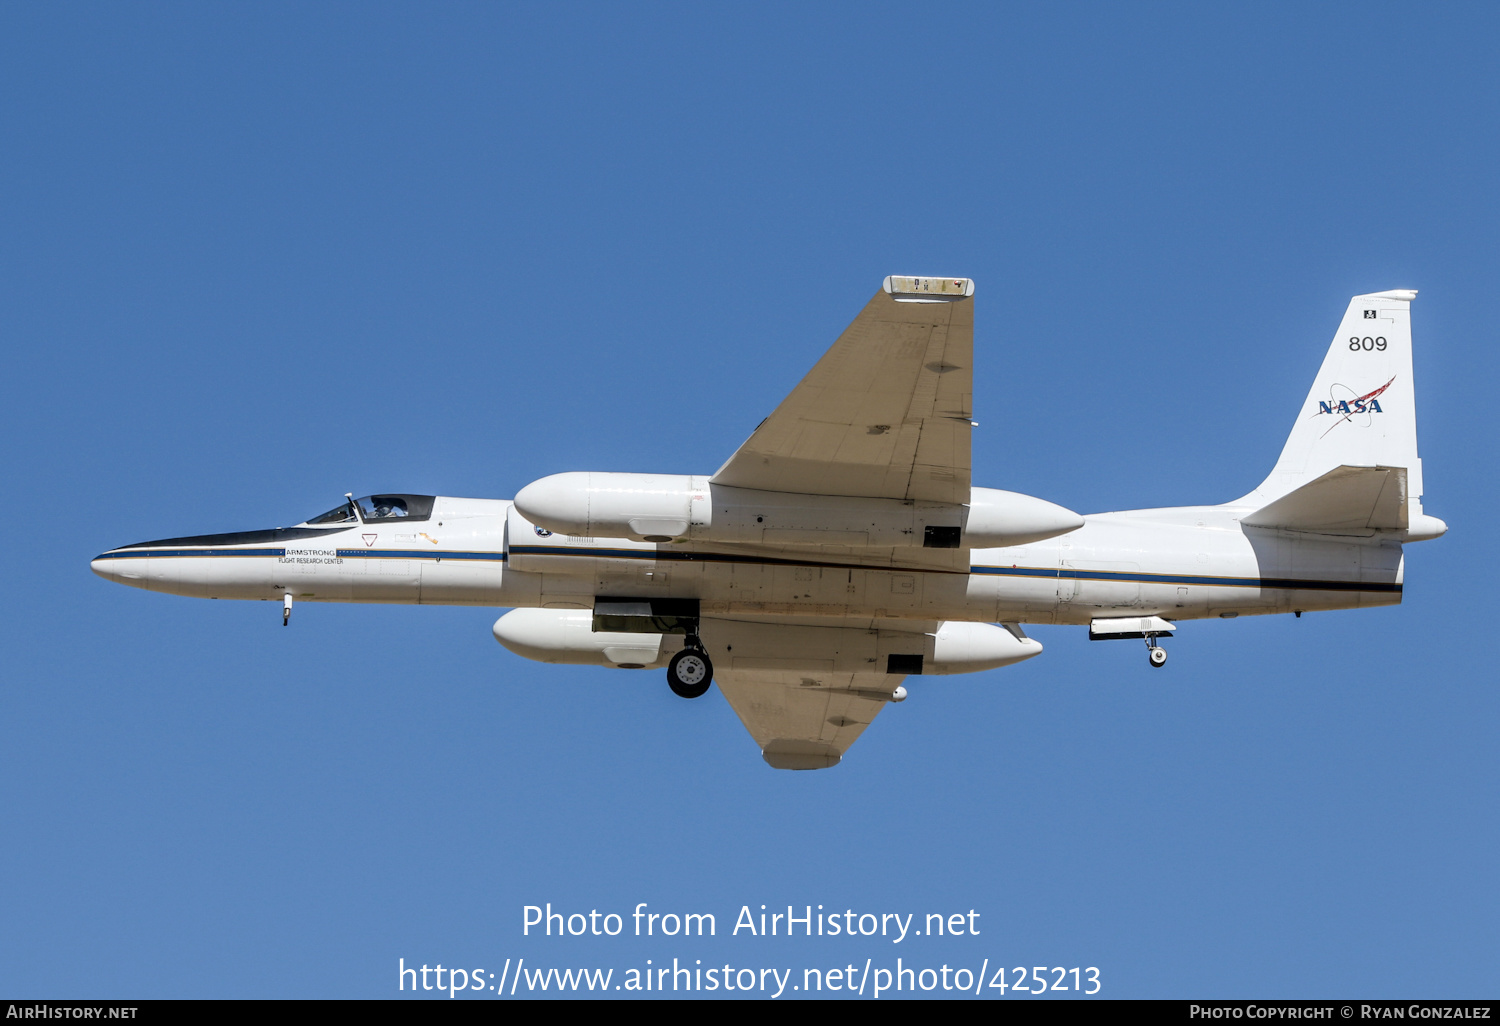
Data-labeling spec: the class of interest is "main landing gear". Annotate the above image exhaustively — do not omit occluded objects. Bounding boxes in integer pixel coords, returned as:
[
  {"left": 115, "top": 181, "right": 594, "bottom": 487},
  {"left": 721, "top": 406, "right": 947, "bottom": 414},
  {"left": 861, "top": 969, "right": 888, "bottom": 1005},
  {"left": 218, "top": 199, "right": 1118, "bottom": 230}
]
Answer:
[{"left": 667, "top": 635, "right": 714, "bottom": 699}]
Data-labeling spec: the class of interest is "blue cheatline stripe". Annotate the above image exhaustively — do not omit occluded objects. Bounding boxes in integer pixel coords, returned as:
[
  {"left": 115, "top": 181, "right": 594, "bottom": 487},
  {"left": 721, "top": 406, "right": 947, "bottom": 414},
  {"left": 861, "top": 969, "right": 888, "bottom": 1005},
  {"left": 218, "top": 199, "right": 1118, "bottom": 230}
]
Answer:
[
  {"left": 513, "top": 544, "right": 1398, "bottom": 593},
  {"left": 96, "top": 548, "right": 287, "bottom": 559},
  {"left": 93, "top": 544, "right": 1395, "bottom": 593},
  {"left": 507, "top": 544, "right": 974, "bottom": 575},
  {"left": 335, "top": 549, "right": 505, "bottom": 561},
  {"left": 96, "top": 548, "right": 507, "bottom": 563},
  {"left": 970, "top": 564, "right": 1400, "bottom": 594}
]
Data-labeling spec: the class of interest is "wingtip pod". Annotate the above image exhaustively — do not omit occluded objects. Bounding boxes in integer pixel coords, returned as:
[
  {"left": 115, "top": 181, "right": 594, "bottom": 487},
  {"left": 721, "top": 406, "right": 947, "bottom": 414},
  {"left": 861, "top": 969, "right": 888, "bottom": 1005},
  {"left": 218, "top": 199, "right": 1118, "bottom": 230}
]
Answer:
[
  {"left": 762, "top": 740, "right": 842, "bottom": 771},
  {"left": 883, "top": 275, "right": 974, "bottom": 302}
]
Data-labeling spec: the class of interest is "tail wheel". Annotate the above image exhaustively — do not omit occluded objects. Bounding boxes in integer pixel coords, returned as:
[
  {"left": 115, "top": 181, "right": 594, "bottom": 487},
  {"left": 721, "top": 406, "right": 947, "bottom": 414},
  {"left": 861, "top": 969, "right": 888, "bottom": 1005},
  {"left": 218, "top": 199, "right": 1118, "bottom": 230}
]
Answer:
[{"left": 667, "top": 648, "right": 713, "bottom": 698}]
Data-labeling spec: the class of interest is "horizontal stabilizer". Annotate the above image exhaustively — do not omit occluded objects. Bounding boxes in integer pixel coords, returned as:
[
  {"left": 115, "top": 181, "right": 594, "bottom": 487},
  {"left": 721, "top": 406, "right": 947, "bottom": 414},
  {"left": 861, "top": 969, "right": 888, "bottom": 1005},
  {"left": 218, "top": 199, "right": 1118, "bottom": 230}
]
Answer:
[{"left": 1241, "top": 465, "right": 1406, "bottom": 534}]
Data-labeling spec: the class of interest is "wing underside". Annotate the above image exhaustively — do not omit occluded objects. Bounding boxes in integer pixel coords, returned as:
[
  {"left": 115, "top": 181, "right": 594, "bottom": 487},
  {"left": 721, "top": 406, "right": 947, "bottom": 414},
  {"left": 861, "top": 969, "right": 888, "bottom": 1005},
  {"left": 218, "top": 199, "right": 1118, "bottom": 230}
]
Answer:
[
  {"left": 711, "top": 282, "right": 974, "bottom": 504},
  {"left": 714, "top": 668, "right": 907, "bottom": 770},
  {"left": 683, "top": 279, "right": 977, "bottom": 768}
]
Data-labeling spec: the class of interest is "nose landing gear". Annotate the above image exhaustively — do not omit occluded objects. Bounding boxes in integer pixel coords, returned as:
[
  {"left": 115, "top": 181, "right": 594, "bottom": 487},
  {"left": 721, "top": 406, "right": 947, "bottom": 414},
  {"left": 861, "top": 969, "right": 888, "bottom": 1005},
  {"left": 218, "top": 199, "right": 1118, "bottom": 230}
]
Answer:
[{"left": 667, "top": 634, "right": 713, "bottom": 699}]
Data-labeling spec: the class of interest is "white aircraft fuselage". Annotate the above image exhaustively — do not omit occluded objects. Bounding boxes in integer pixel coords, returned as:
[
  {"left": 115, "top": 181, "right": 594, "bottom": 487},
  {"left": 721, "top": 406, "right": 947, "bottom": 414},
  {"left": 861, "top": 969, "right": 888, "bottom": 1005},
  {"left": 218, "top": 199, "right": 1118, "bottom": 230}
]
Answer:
[
  {"left": 90, "top": 497, "right": 1408, "bottom": 624},
  {"left": 90, "top": 276, "right": 1445, "bottom": 769}
]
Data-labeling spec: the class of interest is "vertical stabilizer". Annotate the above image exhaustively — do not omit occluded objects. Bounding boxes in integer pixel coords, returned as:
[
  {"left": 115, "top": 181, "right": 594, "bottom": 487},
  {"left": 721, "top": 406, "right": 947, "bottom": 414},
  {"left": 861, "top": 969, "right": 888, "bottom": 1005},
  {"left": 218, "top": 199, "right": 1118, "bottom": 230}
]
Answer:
[{"left": 1235, "top": 290, "right": 1424, "bottom": 514}]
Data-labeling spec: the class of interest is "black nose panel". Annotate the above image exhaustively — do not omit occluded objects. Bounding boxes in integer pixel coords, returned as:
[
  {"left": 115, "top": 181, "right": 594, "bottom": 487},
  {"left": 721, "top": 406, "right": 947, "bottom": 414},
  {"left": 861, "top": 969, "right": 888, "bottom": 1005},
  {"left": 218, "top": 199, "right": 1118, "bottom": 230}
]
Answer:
[{"left": 115, "top": 526, "right": 357, "bottom": 550}]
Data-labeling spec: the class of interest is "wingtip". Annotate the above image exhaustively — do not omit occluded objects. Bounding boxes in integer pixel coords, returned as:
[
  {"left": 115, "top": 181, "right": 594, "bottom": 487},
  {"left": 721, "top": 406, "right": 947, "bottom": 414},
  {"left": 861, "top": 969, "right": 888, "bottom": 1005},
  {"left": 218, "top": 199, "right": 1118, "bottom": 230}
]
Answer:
[{"left": 883, "top": 275, "right": 974, "bottom": 301}]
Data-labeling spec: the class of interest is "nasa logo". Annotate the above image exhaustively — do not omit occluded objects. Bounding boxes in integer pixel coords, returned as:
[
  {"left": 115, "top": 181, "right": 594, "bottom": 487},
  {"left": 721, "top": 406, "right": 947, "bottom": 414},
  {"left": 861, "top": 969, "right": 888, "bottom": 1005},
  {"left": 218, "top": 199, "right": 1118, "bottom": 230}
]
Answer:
[
  {"left": 534, "top": 526, "right": 553, "bottom": 537},
  {"left": 1314, "top": 375, "right": 1395, "bottom": 437},
  {"left": 1318, "top": 397, "right": 1384, "bottom": 415}
]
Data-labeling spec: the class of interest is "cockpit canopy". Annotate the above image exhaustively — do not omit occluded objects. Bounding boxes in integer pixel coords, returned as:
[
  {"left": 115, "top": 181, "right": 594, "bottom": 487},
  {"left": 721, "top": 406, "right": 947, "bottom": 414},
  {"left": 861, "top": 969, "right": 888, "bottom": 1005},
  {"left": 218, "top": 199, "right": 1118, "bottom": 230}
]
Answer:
[{"left": 305, "top": 494, "right": 436, "bottom": 525}]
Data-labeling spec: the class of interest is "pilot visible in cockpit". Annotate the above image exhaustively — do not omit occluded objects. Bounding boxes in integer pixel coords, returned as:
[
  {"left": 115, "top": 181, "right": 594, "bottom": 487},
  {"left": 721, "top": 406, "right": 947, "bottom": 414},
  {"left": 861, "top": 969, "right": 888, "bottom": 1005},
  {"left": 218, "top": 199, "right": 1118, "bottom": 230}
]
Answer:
[
  {"left": 305, "top": 494, "right": 429, "bottom": 526},
  {"left": 358, "top": 495, "right": 410, "bottom": 520}
]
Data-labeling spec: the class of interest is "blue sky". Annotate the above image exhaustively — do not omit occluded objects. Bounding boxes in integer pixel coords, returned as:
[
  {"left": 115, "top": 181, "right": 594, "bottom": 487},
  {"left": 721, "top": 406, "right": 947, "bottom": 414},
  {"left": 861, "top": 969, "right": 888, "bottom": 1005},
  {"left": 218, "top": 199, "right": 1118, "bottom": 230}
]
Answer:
[{"left": 2, "top": 2, "right": 1496, "bottom": 999}]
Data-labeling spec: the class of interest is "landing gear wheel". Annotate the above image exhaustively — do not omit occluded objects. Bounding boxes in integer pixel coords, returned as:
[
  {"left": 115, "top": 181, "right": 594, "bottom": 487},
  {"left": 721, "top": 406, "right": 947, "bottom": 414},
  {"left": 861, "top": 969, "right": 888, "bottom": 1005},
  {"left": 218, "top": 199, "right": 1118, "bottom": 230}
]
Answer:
[
  {"left": 1148, "top": 646, "right": 1168, "bottom": 668},
  {"left": 667, "top": 648, "right": 713, "bottom": 698}
]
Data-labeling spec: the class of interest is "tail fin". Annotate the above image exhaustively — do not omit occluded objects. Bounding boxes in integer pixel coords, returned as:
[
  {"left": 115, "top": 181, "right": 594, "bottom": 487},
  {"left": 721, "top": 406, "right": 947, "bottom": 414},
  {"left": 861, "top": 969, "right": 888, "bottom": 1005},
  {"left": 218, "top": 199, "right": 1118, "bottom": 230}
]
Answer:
[{"left": 1236, "top": 290, "right": 1426, "bottom": 517}]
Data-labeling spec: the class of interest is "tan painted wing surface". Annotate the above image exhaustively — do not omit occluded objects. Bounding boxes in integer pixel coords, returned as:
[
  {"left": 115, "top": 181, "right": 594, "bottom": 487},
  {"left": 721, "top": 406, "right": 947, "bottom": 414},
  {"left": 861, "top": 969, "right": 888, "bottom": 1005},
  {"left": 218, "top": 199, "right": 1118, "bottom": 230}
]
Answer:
[
  {"left": 711, "top": 288, "right": 973, "bottom": 503},
  {"left": 714, "top": 669, "right": 906, "bottom": 770}
]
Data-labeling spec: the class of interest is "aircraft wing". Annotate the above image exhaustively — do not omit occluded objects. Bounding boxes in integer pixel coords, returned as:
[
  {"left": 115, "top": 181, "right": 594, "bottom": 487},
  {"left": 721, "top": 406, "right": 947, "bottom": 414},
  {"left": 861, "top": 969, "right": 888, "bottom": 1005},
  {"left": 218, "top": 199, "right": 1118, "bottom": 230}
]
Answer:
[
  {"left": 715, "top": 668, "right": 906, "bottom": 770},
  {"left": 711, "top": 277, "right": 974, "bottom": 504}
]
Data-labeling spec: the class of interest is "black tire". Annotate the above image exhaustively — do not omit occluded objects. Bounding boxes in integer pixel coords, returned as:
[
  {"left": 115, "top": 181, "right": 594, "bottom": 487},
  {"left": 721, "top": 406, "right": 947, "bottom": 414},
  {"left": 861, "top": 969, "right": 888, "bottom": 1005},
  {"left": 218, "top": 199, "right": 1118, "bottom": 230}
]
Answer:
[{"left": 667, "top": 648, "right": 713, "bottom": 698}]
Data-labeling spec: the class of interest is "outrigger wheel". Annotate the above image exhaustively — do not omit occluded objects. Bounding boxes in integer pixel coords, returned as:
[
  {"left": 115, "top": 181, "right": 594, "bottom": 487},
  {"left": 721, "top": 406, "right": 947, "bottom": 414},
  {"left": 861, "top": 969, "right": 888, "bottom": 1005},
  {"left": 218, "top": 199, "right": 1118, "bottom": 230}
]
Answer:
[{"left": 667, "top": 636, "right": 713, "bottom": 699}]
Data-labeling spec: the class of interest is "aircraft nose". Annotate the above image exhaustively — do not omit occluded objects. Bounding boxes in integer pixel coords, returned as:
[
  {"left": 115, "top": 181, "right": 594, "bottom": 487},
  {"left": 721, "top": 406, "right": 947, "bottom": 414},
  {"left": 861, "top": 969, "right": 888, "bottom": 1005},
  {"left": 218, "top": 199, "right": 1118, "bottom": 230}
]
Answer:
[
  {"left": 91, "top": 552, "right": 147, "bottom": 586},
  {"left": 91, "top": 558, "right": 126, "bottom": 582}
]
